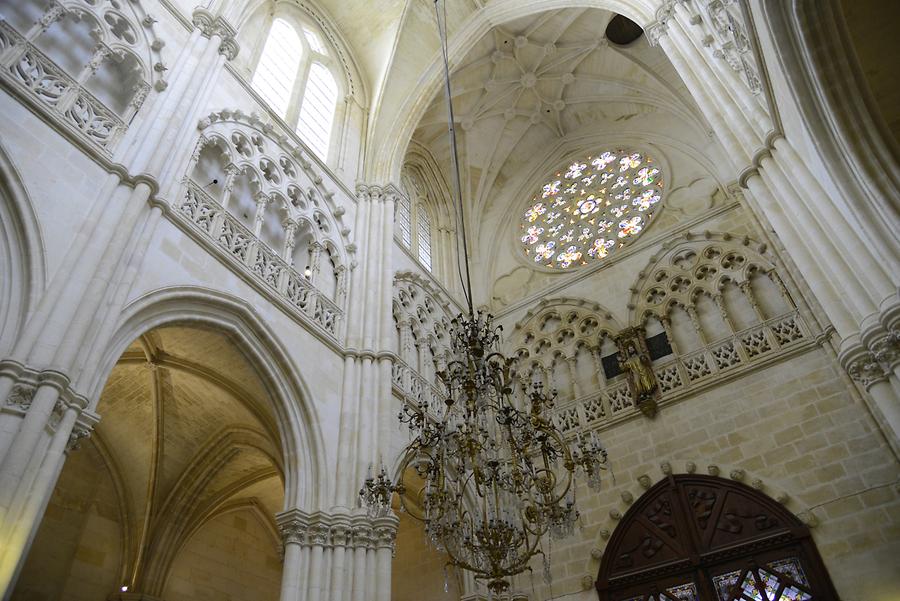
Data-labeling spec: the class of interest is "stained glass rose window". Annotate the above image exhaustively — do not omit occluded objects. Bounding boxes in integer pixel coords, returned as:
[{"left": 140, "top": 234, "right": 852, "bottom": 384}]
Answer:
[{"left": 520, "top": 150, "right": 664, "bottom": 268}]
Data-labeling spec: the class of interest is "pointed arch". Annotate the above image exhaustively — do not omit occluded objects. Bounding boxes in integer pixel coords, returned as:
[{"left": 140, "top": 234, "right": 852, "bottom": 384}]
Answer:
[
  {"left": 80, "top": 286, "right": 327, "bottom": 511},
  {"left": 0, "top": 140, "right": 46, "bottom": 357},
  {"left": 596, "top": 474, "right": 839, "bottom": 600},
  {"left": 251, "top": 17, "right": 304, "bottom": 118}
]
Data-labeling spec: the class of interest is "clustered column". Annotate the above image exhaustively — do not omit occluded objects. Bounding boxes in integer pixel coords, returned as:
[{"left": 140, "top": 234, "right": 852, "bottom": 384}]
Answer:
[
  {"left": 276, "top": 510, "right": 398, "bottom": 601},
  {"left": 0, "top": 8, "right": 240, "bottom": 594},
  {"left": 647, "top": 2, "right": 900, "bottom": 447}
]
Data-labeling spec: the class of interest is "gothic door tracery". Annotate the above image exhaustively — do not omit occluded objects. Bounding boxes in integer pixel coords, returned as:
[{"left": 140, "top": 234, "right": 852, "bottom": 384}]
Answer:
[{"left": 596, "top": 475, "right": 839, "bottom": 601}]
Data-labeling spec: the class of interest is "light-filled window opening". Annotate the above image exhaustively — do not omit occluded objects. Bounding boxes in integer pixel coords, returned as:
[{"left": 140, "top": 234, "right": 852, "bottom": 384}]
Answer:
[
  {"left": 296, "top": 63, "right": 338, "bottom": 159},
  {"left": 398, "top": 172, "right": 437, "bottom": 274},
  {"left": 251, "top": 18, "right": 303, "bottom": 119},
  {"left": 303, "top": 27, "right": 327, "bottom": 54},
  {"left": 417, "top": 205, "right": 432, "bottom": 270},
  {"left": 398, "top": 195, "right": 413, "bottom": 249},
  {"left": 520, "top": 149, "right": 665, "bottom": 269}
]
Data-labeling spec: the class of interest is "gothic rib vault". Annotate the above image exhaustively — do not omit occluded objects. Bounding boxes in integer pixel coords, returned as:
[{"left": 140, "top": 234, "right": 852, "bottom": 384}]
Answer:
[{"left": 0, "top": 0, "right": 898, "bottom": 600}]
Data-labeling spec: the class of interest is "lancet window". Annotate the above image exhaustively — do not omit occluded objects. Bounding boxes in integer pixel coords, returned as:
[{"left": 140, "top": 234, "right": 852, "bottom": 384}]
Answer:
[
  {"left": 0, "top": 0, "right": 165, "bottom": 150},
  {"left": 248, "top": 12, "right": 341, "bottom": 161},
  {"left": 398, "top": 169, "right": 435, "bottom": 272}
]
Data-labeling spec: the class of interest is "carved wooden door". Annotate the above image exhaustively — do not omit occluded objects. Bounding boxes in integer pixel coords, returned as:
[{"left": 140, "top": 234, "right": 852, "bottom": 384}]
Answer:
[{"left": 595, "top": 475, "right": 839, "bottom": 601}]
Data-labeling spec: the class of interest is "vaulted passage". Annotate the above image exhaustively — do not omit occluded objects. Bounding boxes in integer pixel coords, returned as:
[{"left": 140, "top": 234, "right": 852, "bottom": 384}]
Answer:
[{"left": 14, "top": 326, "right": 286, "bottom": 601}]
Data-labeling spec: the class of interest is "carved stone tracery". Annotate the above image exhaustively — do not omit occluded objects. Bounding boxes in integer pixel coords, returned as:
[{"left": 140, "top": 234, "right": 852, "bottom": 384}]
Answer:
[{"left": 596, "top": 475, "right": 840, "bottom": 600}]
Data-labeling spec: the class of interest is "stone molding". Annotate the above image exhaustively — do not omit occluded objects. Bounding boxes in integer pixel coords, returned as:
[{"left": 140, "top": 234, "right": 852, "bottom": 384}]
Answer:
[
  {"left": 0, "top": 361, "right": 89, "bottom": 416},
  {"left": 191, "top": 9, "right": 239, "bottom": 60},
  {"left": 275, "top": 509, "right": 398, "bottom": 551},
  {"left": 839, "top": 295, "right": 900, "bottom": 390}
]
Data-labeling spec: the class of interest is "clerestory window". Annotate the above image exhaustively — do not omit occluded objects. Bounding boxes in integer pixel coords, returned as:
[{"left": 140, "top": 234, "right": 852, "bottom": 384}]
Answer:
[
  {"left": 398, "top": 173, "right": 435, "bottom": 272},
  {"left": 250, "top": 15, "right": 340, "bottom": 161}
]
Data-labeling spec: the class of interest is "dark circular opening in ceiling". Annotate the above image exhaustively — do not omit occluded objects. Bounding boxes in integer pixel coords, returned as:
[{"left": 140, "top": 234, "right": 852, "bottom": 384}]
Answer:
[{"left": 605, "top": 14, "right": 644, "bottom": 46}]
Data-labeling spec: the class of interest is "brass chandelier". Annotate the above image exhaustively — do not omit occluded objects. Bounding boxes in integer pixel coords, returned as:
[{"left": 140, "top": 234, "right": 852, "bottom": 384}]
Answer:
[{"left": 359, "top": 1, "right": 609, "bottom": 595}]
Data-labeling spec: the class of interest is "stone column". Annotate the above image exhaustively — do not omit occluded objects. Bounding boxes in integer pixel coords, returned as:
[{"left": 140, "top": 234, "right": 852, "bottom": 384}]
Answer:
[
  {"left": 566, "top": 355, "right": 582, "bottom": 399},
  {"left": 253, "top": 192, "right": 270, "bottom": 237},
  {"left": 283, "top": 219, "right": 299, "bottom": 262},
  {"left": 24, "top": 1, "right": 66, "bottom": 41},
  {"left": 0, "top": 9, "right": 242, "bottom": 597},
  {"left": 220, "top": 164, "right": 241, "bottom": 210},
  {"left": 374, "top": 517, "right": 398, "bottom": 601},
  {"left": 306, "top": 525, "right": 328, "bottom": 601},
  {"left": 329, "top": 524, "right": 351, "bottom": 601},
  {"left": 686, "top": 306, "right": 707, "bottom": 346},
  {"left": 277, "top": 512, "right": 309, "bottom": 601},
  {"left": 713, "top": 293, "right": 737, "bottom": 332},
  {"left": 308, "top": 242, "right": 323, "bottom": 286},
  {"left": 739, "top": 281, "right": 765, "bottom": 322}
]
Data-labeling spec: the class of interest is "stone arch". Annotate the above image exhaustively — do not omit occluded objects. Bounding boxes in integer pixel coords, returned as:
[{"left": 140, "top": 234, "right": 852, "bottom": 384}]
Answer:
[
  {"left": 139, "top": 426, "right": 283, "bottom": 596},
  {"left": 627, "top": 231, "right": 793, "bottom": 328},
  {"left": 0, "top": 141, "right": 46, "bottom": 357},
  {"left": 596, "top": 472, "right": 839, "bottom": 600},
  {"left": 226, "top": 0, "right": 367, "bottom": 102},
  {"left": 191, "top": 110, "right": 353, "bottom": 261},
  {"left": 80, "top": 285, "right": 327, "bottom": 511},
  {"left": 509, "top": 297, "right": 623, "bottom": 361},
  {"left": 755, "top": 0, "right": 900, "bottom": 268}
]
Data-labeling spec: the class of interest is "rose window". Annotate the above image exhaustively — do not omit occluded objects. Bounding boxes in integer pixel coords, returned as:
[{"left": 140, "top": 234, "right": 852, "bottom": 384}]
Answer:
[{"left": 520, "top": 150, "right": 664, "bottom": 269}]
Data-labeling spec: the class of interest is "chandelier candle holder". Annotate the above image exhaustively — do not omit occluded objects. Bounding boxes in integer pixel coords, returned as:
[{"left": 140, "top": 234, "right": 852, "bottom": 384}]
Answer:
[
  {"left": 360, "top": 311, "right": 608, "bottom": 593},
  {"left": 361, "top": 1, "right": 609, "bottom": 594}
]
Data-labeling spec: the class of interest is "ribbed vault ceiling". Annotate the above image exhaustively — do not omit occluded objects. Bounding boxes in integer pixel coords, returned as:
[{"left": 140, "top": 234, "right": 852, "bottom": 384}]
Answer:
[
  {"left": 411, "top": 8, "right": 705, "bottom": 253},
  {"left": 91, "top": 325, "right": 284, "bottom": 592}
]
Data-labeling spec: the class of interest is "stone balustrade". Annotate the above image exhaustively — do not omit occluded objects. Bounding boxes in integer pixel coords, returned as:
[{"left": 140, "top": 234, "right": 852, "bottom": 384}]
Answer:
[{"left": 176, "top": 179, "right": 343, "bottom": 339}]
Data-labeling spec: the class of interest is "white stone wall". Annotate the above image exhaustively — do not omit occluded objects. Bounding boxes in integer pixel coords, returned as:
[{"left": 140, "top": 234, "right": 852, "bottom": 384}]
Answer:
[{"left": 0, "top": 0, "right": 898, "bottom": 600}]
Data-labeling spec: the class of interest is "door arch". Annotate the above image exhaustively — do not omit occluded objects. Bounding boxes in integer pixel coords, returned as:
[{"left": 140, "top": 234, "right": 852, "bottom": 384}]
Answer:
[{"left": 596, "top": 475, "right": 839, "bottom": 601}]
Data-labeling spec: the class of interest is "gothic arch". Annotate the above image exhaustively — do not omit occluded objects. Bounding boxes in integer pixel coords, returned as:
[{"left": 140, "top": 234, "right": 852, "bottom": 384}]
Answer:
[
  {"left": 192, "top": 110, "right": 353, "bottom": 259},
  {"left": 80, "top": 285, "right": 327, "bottom": 511},
  {"left": 0, "top": 141, "right": 46, "bottom": 357},
  {"left": 596, "top": 474, "right": 839, "bottom": 600},
  {"left": 226, "top": 0, "right": 367, "bottom": 102},
  {"left": 508, "top": 297, "right": 623, "bottom": 364},
  {"left": 755, "top": 0, "right": 900, "bottom": 265},
  {"left": 627, "top": 232, "right": 794, "bottom": 327}
]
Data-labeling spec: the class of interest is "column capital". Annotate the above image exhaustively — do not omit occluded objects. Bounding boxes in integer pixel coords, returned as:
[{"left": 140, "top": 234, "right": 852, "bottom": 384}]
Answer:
[
  {"left": 351, "top": 524, "right": 375, "bottom": 548},
  {"left": 66, "top": 423, "right": 93, "bottom": 453},
  {"left": 846, "top": 352, "right": 888, "bottom": 389},
  {"left": 191, "top": 9, "right": 240, "bottom": 59},
  {"left": 871, "top": 330, "right": 900, "bottom": 372},
  {"left": 276, "top": 509, "right": 310, "bottom": 546}
]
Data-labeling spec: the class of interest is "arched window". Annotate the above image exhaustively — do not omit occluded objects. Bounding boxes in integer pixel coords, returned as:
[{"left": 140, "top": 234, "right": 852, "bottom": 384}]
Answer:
[
  {"left": 596, "top": 475, "right": 838, "bottom": 601},
  {"left": 397, "top": 195, "right": 413, "bottom": 248},
  {"left": 416, "top": 203, "right": 432, "bottom": 270},
  {"left": 251, "top": 18, "right": 303, "bottom": 118},
  {"left": 398, "top": 172, "right": 436, "bottom": 273},
  {"left": 297, "top": 63, "right": 338, "bottom": 159},
  {"left": 250, "top": 14, "right": 341, "bottom": 161}
]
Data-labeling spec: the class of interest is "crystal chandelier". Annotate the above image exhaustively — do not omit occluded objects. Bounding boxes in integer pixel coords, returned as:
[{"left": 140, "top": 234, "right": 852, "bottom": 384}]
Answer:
[{"left": 359, "top": 1, "right": 609, "bottom": 595}]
